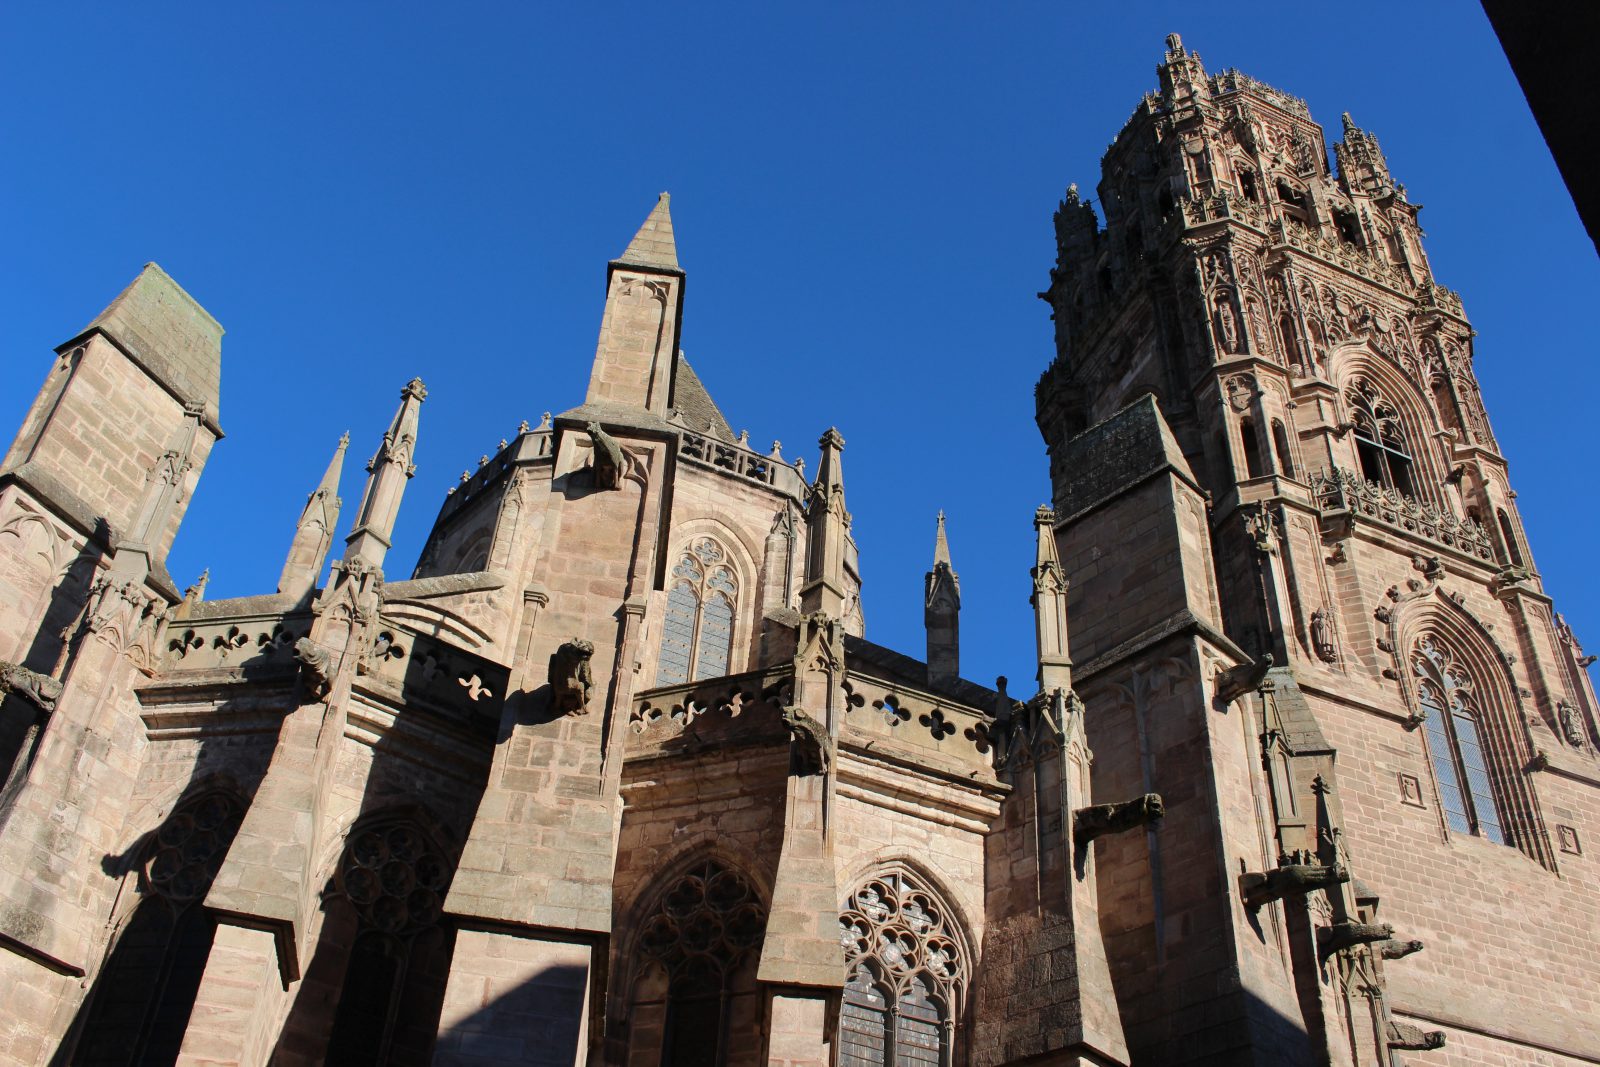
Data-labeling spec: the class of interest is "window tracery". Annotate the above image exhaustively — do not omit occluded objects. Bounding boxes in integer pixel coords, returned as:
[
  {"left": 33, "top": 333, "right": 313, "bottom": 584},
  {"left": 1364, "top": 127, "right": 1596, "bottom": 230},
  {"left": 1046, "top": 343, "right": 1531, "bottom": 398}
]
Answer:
[
  {"left": 1412, "top": 636, "right": 1506, "bottom": 845},
  {"left": 656, "top": 537, "right": 739, "bottom": 686},
  {"left": 1346, "top": 378, "right": 1415, "bottom": 497},
  {"left": 838, "top": 871, "right": 966, "bottom": 1066}
]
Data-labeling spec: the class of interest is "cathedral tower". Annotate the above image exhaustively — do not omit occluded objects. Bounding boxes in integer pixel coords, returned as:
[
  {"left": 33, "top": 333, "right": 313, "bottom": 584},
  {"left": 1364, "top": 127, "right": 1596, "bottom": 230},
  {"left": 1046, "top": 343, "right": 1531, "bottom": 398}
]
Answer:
[{"left": 1036, "top": 34, "right": 1600, "bottom": 1066}]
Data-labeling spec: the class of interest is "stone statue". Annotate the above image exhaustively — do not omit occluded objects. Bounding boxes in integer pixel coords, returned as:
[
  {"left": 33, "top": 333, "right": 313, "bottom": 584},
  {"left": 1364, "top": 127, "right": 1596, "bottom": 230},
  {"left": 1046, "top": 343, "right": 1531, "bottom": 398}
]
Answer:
[
  {"left": 1309, "top": 610, "right": 1337, "bottom": 663},
  {"left": 0, "top": 660, "right": 64, "bottom": 712},
  {"left": 294, "top": 638, "right": 334, "bottom": 701},
  {"left": 585, "top": 422, "right": 625, "bottom": 490},
  {"left": 550, "top": 638, "right": 595, "bottom": 715},
  {"left": 1213, "top": 295, "right": 1241, "bottom": 352},
  {"left": 1074, "top": 793, "right": 1164, "bottom": 845},
  {"left": 781, "top": 706, "right": 831, "bottom": 776},
  {"left": 1557, "top": 701, "right": 1586, "bottom": 747}
]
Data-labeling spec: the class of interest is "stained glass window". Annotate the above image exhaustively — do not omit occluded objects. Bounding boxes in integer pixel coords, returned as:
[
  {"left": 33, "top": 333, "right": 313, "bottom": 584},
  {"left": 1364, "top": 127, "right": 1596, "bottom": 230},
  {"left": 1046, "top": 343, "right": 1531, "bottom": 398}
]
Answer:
[
  {"left": 655, "top": 538, "right": 739, "bottom": 686},
  {"left": 838, "top": 871, "right": 965, "bottom": 1066},
  {"left": 1412, "top": 636, "right": 1507, "bottom": 845},
  {"left": 1347, "top": 378, "right": 1415, "bottom": 497}
]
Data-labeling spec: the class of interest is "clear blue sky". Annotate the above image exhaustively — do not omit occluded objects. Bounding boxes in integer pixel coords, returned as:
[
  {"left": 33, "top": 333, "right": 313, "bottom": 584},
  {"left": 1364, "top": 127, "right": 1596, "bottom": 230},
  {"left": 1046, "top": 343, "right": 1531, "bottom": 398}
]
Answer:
[{"left": 3, "top": 3, "right": 1595, "bottom": 691}]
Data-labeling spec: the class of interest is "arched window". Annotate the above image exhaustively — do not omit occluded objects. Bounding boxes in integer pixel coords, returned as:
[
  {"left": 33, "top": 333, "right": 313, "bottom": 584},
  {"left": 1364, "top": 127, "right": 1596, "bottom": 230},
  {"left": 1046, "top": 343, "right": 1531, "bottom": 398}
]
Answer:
[
  {"left": 630, "top": 859, "right": 767, "bottom": 1066},
  {"left": 325, "top": 819, "right": 456, "bottom": 1065},
  {"left": 656, "top": 537, "right": 739, "bottom": 686},
  {"left": 1271, "top": 420, "right": 1296, "bottom": 479},
  {"left": 74, "top": 789, "right": 245, "bottom": 1066},
  {"left": 1346, "top": 379, "right": 1415, "bottom": 497},
  {"left": 838, "top": 871, "right": 966, "bottom": 1066},
  {"left": 1412, "top": 636, "right": 1506, "bottom": 845},
  {"left": 1240, "top": 418, "right": 1266, "bottom": 479},
  {"left": 1496, "top": 510, "right": 1525, "bottom": 568}
]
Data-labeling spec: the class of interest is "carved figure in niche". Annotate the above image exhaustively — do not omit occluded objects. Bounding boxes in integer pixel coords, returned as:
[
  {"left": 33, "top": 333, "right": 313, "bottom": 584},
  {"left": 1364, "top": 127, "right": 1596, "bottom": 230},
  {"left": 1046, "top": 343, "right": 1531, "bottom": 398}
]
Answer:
[
  {"left": 0, "top": 660, "right": 64, "bottom": 712},
  {"left": 1245, "top": 296, "right": 1269, "bottom": 358},
  {"left": 1074, "top": 793, "right": 1164, "bottom": 844},
  {"left": 781, "top": 706, "right": 831, "bottom": 776},
  {"left": 1557, "top": 701, "right": 1587, "bottom": 748},
  {"left": 1213, "top": 294, "right": 1242, "bottom": 352},
  {"left": 550, "top": 638, "right": 595, "bottom": 715},
  {"left": 293, "top": 637, "right": 334, "bottom": 701},
  {"left": 585, "top": 421, "right": 625, "bottom": 490},
  {"left": 1309, "top": 609, "right": 1338, "bottom": 663}
]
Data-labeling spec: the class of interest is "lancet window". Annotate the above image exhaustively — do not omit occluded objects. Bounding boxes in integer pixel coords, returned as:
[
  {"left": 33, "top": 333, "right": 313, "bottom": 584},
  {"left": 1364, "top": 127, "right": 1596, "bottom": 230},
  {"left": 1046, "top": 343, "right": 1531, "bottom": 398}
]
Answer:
[
  {"left": 325, "top": 818, "right": 457, "bottom": 1065},
  {"left": 656, "top": 537, "right": 738, "bottom": 686},
  {"left": 1346, "top": 379, "right": 1415, "bottom": 497},
  {"left": 74, "top": 789, "right": 245, "bottom": 1065},
  {"left": 631, "top": 859, "right": 767, "bottom": 1065},
  {"left": 838, "top": 871, "right": 966, "bottom": 1066},
  {"left": 1412, "top": 636, "right": 1506, "bottom": 845}
]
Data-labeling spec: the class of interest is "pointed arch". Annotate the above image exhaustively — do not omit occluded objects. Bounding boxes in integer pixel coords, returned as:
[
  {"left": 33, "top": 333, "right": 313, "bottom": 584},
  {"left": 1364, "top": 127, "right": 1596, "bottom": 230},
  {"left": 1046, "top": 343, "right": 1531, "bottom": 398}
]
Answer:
[
  {"left": 1390, "top": 592, "right": 1553, "bottom": 868},
  {"left": 654, "top": 527, "right": 753, "bottom": 686},
  {"left": 1331, "top": 348, "right": 1448, "bottom": 505}
]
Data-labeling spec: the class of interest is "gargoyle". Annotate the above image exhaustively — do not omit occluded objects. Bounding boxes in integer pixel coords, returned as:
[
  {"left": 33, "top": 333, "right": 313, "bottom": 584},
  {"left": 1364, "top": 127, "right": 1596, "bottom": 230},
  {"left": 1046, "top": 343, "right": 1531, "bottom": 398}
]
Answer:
[
  {"left": 1239, "top": 862, "right": 1347, "bottom": 910},
  {"left": 550, "top": 638, "right": 595, "bottom": 715},
  {"left": 586, "top": 422, "right": 625, "bottom": 490},
  {"left": 1386, "top": 1020, "right": 1446, "bottom": 1051},
  {"left": 781, "top": 706, "right": 831, "bottom": 776},
  {"left": 1379, "top": 938, "right": 1424, "bottom": 960},
  {"left": 294, "top": 638, "right": 334, "bottom": 701},
  {"left": 0, "top": 660, "right": 64, "bottom": 713},
  {"left": 1074, "top": 793, "right": 1164, "bottom": 845},
  {"left": 1215, "top": 653, "right": 1274, "bottom": 706},
  {"left": 1318, "top": 920, "right": 1393, "bottom": 958}
]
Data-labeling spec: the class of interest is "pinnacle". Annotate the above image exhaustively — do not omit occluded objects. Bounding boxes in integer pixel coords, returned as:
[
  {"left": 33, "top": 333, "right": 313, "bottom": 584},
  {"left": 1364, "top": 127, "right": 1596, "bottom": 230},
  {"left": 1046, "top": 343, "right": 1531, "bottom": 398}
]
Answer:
[
  {"left": 933, "top": 510, "right": 952, "bottom": 568},
  {"left": 617, "top": 192, "right": 680, "bottom": 272}
]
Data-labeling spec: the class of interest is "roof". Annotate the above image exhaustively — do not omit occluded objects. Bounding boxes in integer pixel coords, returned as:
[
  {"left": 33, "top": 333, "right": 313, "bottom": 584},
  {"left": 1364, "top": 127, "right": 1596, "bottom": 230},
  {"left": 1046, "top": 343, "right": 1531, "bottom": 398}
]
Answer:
[
  {"left": 616, "top": 192, "right": 680, "bottom": 272},
  {"left": 1054, "top": 393, "right": 1200, "bottom": 522},
  {"left": 671, "top": 355, "right": 734, "bottom": 440}
]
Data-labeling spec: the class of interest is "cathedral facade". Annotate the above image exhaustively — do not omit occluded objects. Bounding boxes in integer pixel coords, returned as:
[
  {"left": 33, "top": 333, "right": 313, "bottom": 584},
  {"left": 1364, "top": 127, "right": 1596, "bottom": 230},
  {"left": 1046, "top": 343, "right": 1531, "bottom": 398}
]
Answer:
[{"left": 0, "top": 36, "right": 1596, "bottom": 1067}]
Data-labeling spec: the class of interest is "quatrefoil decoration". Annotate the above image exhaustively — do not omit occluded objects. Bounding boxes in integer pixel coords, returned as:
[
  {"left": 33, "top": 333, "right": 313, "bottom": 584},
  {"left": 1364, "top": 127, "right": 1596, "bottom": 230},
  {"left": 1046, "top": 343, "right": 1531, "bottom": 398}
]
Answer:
[
  {"left": 874, "top": 696, "right": 910, "bottom": 727},
  {"left": 920, "top": 708, "right": 956, "bottom": 740}
]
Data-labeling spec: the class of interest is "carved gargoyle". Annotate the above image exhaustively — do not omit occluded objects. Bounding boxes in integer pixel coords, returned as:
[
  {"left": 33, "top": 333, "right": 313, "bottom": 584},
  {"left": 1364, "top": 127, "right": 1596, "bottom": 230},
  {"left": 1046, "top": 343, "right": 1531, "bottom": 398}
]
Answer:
[
  {"left": 1386, "top": 1020, "right": 1446, "bottom": 1051},
  {"left": 550, "top": 638, "right": 595, "bottom": 715},
  {"left": 781, "top": 706, "right": 831, "bottom": 776},
  {"left": 1379, "top": 938, "right": 1424, "bottom": 960},
  {"left": 1239, "top": 862, "right": 1348, "bottom": 910},
  {"left": 1215, "top": 653, "right": 1274, "bottom": 706},
  {"left": 1074, "top": 793, "right": 1164, "bottom": 845},
  {"left": 294, "top": 638, "right": 334, "bottom": 701},
  {"left": 0, "top": 659, "right": 64, "bottom": 713},
  {"left": 1318, "top": 920, "right": 1393, "bottom": 958},
  {"left": 585, "top": 422, "right": 625, "bottom": 490}
]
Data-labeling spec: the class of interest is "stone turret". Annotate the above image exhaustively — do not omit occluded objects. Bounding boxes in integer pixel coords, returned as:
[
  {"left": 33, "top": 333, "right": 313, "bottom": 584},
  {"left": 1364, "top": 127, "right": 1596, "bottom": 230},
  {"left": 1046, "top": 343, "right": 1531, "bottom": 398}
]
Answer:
[
  {"left": 343, "top": 378, "right": 424, "bottom": 572},
  {"left": 584, "top": 192, "right": 684, "bottom": 416},
  {"left": 925, "top": 510, "right": 960, "bottom": 689}
]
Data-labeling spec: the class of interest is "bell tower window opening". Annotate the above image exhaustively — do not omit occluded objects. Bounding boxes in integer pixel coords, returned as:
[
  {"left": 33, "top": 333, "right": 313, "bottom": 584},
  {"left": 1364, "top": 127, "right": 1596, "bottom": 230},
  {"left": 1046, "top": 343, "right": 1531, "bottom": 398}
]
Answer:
[
  {"left": 656, "top": 537, "right": 739, "bottom": 686},
  {"left": 839, "top": 870, "right": 966, "bottom": 1066},
  {"left": 1496, "top": 510, "right": 1525, "bottom": 568},
  {"left": 1412, "top": 636, "right": 1507, "bottom": 845},
  {"left": 1347, "top": 380, "right": 1415, "bottom": 497},
  {"left": 1238, "top": 166, "right": 1259, "bottom": 202},
  {"left": 1333, "top": 207, "right": 1362, "bottom": 246},
  {"left": 1271, "top": 420, "right": 1296, "bottom": 479},
  {"left": 1240, "top": 418, "right": 1266, "bottom": 479}
]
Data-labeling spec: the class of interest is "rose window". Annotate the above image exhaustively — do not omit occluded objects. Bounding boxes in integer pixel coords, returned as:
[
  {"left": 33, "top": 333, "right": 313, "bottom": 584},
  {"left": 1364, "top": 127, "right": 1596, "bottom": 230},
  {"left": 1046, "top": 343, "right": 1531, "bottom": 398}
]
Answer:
[
  {"left": 144, "top": 791, "right": 243, "bottom": 904},
  {"left": 337, "top": 821, "right": 452, "bottom": 935}
]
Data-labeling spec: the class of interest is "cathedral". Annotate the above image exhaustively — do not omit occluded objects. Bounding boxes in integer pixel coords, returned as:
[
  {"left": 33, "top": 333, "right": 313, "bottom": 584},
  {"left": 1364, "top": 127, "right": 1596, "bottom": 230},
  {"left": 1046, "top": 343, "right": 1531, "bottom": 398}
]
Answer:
[{"left": 0, "top": 34, "right": 1596, "bottom": 1067}]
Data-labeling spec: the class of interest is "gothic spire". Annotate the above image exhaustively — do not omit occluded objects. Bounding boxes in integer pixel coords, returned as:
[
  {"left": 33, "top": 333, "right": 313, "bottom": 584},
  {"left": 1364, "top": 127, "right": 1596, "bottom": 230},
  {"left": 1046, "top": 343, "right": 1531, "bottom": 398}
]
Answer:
[
  {"left": 800, "top": 428, "right": 849, "bottom": 619},
  {"left": 1031, "top": 505, "right": 1072, "bottom": 694},
  {"left": 277, "top": 432, "right": 347, "bottom": 598},
  {"left": 616, "top": 192, "right": 679, "bottom": 273},
  {"left": 343, "top": 379, "right": 425, "bottom": 572},
  {"left": 925, "top": 511, "right": 960, "bottom": 689},
  {"left": 583, "top": 195, "right": 685, "bottom": 416}
]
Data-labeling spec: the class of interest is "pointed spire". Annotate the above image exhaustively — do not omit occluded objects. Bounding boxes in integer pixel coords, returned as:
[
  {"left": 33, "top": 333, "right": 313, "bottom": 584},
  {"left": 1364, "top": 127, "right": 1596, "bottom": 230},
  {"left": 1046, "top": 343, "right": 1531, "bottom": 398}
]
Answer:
[
  {"left": 616, "top": 192, "right": 679, "bottom": 272},
  {"left": 1032, "top": 505, "right": 1073, "bottom": 694},
  {"left": 925, "top": 511, "right": 960, "bottom": 689},
  {"left": 278, "top": 432, "right": 348, "bottom": 597},
  {"left": 800, "top": 428, "right": 849, "bottom": 619},
  {"left": 343, "top": 378, "right": 425, "bottom": 571}
]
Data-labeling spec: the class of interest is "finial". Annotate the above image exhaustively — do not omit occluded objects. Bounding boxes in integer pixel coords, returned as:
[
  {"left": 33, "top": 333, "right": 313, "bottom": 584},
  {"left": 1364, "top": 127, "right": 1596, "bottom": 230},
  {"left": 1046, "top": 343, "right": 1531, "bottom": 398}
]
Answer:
[
  {"left": 770, "top": 440, "right": 783, "bottom": 459},
  {"left": 478, "top": 455, "right": 489, "bottom": 468},
  {"left": 933, "top": 510, "right": 952, "bottom": 568},
  {"left": 338, "top": 430, "right": 350, "bottom": 449},
  {"left": 498, "top": 438, "right": 508, "bottom": 450},
  {"left": 402, "top": 377, "right": 428, "bottom": 401},
  {"left": 1166, "top": 32, "right": 1184, "bottom": 54},
  {"left": 538, "top": 412, "right": 552, "bottom": 430},
  {"left": 517, "top": 419, "right": 530, "bottom": 434},
  {"left": 1342, "top": 112, "right": 1357, "bottom": 134},
  {"left": 460, "top": 470, "right": 471, "bottom": 483},
  {"left": 737, "top": 429, "right": 750, "bottom": 447},
  {"left": 1035, "top": 503, "right": 1056, "bottom": 525}
]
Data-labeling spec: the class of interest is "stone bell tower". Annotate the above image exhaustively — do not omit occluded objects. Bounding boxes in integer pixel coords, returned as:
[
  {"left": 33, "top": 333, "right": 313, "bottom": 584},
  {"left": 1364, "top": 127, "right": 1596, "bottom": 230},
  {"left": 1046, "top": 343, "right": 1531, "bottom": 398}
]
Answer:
[{"left": 1035, "top": 34, "right": 1600, "bottom": 1067}]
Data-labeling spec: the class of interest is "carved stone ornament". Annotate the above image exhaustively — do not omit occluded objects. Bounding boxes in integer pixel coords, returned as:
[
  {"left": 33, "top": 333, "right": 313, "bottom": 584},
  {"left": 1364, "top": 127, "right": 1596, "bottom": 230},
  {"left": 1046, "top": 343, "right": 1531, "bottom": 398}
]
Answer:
[
  {"left": 1074, "top": 793, "right": 1164, "bottom": 845},
  {"left": 1215, "top": 653, "right": 1274, "bottom": 706},
  {"left": 1239, "top": 862, "right": 1347, "bottom": 910},
  {"left": 1309, "top": 609, "right": 1337, "bottom": 663},
  {"left": 1556, "top": 701, "right": 1586, "bottom": 748},
  {"left": 1379, "top": 938, "right": 1424, "bottom": 960},
  {"left": 1318, "top": 920, "right": 1393, "bottom": 958},
  {"left": 781, "top": 706, "right": 831, "bottom": 776},
  {"left": 1386, "top": 1020, "right": 1446, "bottom": 1051},
  {"left": 585, "top": 421, "right": 625, "bottom": 491},
  {"left": 293, "top": 637, "right": 334, "bottom": 701},
  {"left": 550, "top": 638, "right": 595, "bottom": 715},
  {"left": 0, "top": 659, "right": 64, "bottom": 712}
]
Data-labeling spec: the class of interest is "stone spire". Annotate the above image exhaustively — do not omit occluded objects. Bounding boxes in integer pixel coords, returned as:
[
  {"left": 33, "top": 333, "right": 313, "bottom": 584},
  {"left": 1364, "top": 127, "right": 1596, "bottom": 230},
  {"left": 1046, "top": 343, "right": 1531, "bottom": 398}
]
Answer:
[
  {"left": 277, "top": 432, "right": 347, "bottom": 598},
  {"left": 584, "top": 194, "right": 685, "bottom": 416},
  {"left": 799, "top": 428, "right": 849, "bottom": 619},
  {"left": 925, "top": 511, "right": 960, "bottom": 689},
  {"left": 343, "top": 379, "right": 425, "bottom": 571},
  {"left": 1031, "top": 505, "right": 1072, "bottom": 694}
]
